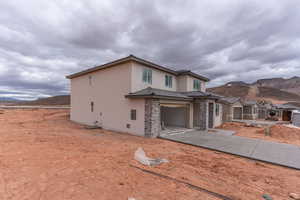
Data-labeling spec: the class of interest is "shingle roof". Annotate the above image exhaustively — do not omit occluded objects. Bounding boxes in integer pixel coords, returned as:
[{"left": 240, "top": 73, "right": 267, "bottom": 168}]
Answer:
[
  {"left": 183, "top": 91, "right": 222, "bottom": 99},
  {"left": 176, "top": 70, "right": 210, "bottom": 82},
  {"left": 66, "top": 55, "right": 210, "bottom": 81},
  {"left": 243, "top": 100, "right": 258, "bottom": 105},
  {"left": 126, "top": 87, "right": 191, "bottom": 100},
  {"left": 125, "top": 87, "right": 221, "bottom": 100},
  {"left": 219, "top": 97, "right": 241, "bottom": 104},
  {"left": 274, "top": 104, "right": 300, "bottom": 110}
]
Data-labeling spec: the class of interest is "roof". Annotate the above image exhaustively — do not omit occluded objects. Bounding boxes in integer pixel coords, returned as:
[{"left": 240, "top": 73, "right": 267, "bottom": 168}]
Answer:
[
  {"left": 66, "top": 55, "right": 210, "bottom": 81},
  {"left": 125, "top": 87, "right": 221, "bottom": 100},
  {"left": 274, "top": 104, "right": 300, "bottom": 110},
  {"left": 175, "top": 70, "right": 210, "bottom": 82},
  {"left": 219, "top": 97, "right": 241, "bottom": 104},
  {"left": 243, "top": 100, "right": 258, "bottom": 106},
  {"left": 183, "top": 91, "right": 222, "bottom": 99}
]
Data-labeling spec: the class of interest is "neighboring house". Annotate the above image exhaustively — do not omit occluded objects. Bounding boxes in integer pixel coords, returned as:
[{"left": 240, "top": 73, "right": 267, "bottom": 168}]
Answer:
[
  {"left": 66, "top": 55, "right": 222, "bottom": 137},
  {"left": 292, "top": 110, "right": 300, "bottom": 127},
  {"left": 219, "top": 97, "right": 243, "bottom": 122},
  {"left": 257, "top": 102, "right": 273, "bottom": 119},
  {"left": 273, "top": 104, "right": 300, "bottom": 121},
  {"left": 242, "top": 100, "right": 258, "bottom": 120}
]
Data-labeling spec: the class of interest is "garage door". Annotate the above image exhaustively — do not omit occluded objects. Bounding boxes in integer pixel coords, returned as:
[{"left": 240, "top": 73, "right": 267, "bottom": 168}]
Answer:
[
  {"left": 233, "top": 107, "right": 242, "bottom": 119},
  {"left": 161, "top": 104, "right": 188, "bottom": 128}
]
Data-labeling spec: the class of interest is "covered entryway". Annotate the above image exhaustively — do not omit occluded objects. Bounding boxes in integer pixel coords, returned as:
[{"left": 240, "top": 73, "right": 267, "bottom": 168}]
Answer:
[
  {"left": 233, "top": 107, "right": 243, "bottom": 120},
  {"left": 161, "top": 104, "right": 189, "bottom": 128},
  {"left": 160, "top": 103, "right": 190, "bottom": 134}
]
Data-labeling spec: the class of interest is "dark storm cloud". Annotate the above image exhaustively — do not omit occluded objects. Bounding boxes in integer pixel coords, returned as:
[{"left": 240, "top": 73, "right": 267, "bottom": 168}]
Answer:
[{"left": 0, "top": 0, "right": 300, "bottom": 99}]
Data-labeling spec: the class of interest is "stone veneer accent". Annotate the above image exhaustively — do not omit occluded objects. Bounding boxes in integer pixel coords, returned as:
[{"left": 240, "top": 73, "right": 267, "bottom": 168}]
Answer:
[{"left": 144, "top": 99, "right": 161, "bottom": 137}]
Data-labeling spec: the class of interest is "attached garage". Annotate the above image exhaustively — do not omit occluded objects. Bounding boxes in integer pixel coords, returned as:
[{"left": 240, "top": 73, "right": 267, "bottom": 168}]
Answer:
[{"left": 160, "top": 104, "right": 190, "bottom": 128}]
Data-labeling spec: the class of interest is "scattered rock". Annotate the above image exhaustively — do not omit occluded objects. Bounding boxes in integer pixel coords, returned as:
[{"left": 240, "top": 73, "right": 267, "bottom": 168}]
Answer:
[
  {"left": 289, "top": 193, "right": 300, "bottom": 200},
  {"left": 264, "top": 179, "right": 270, "bottom": 184},
  {"left": 262, "top": 194, "right": 273, "bottom": 200}
]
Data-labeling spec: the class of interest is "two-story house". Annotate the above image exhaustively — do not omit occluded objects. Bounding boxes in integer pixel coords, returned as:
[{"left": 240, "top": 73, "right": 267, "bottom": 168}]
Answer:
[{"left": 66, "top": 55, "right": 222, "bottom": 137}]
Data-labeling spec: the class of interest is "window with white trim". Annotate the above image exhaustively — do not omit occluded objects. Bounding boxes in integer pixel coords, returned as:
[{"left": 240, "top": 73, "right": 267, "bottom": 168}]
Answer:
[
  {"left": 193, "top": 79, "right": 201, "bottom": 91},
  {"left": 142, "top": 68, "right": 152, "bottom": 84},
  {"left": 165, "top": 75, "right": 172, "bottom": 88}
]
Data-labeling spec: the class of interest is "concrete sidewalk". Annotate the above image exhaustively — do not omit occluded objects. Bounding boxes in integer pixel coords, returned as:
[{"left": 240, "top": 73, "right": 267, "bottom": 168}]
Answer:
[{"left": 160, "top": 130, "right": 300, "bottom": 170}]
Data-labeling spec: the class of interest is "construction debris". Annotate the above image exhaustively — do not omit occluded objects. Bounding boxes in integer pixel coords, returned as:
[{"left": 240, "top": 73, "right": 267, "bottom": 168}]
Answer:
[
  {"left": 262, "top": 194, "right": 273, "bottom": 200},
  {"left": 134, "top": 147, "right": 168, "bottom": 166},
  {"left": 290, "top": 193, "right": 300, "bottom": 200}
]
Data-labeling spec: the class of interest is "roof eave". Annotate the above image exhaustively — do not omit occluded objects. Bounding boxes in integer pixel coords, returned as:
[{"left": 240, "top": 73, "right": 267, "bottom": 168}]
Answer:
[{"left": 125, "top": 94, "right": 193, "bottom": 101}]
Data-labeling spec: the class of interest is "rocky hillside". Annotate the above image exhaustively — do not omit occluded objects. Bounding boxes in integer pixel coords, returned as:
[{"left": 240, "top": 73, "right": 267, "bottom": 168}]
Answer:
[
  {"left": 254, "top": 76, "right": 300, "bottom": 95},
  {"left": 208, "top": 77, "right": 300, "bottom": 103}
]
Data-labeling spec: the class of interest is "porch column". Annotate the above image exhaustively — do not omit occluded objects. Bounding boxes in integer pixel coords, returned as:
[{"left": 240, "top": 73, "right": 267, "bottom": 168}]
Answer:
[{"left": 144, "top": 98, "right": 160, "bottom": 138}]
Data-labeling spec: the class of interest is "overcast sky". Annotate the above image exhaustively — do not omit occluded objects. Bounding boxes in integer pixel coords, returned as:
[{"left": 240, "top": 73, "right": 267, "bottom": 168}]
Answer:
[{"left": 0, "top": 0, "right": 300, "bottom": 100}]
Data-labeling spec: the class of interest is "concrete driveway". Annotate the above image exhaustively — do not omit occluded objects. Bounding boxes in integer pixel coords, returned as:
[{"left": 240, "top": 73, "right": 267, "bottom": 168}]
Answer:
[{"left": 160, "top": 130, "right": 300, "bottom": 170}]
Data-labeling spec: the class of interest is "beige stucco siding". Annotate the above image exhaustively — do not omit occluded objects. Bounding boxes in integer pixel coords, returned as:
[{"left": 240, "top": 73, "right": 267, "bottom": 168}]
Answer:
[
  {"left": 177, "top": 75, "right": 206, "bottom": 92},
  {"left": 131, "top": 62, "right": 177, "bottom": 92},
  {"left": 186, "top": 76, "right": 206, "bottom": 92},
  {"left": 70, "top": 62, "right": 145, "bottom": 136},
  {"left": 176, "top": 75, "right": 188, "bottom": 92}
]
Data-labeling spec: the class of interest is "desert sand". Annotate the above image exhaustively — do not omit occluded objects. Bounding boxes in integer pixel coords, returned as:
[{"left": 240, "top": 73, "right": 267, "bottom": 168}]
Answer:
[{"left": 0, "top": 109, "right": 299, "bottom": 200}]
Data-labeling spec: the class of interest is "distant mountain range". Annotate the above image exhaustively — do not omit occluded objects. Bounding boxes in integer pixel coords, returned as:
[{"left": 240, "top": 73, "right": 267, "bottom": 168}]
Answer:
[
  {"left": 0, "top": 97, "right": 20, "bottom": 102},
  {"left": 0, "top": 95, "right": 70, "bottom": 105},
  {"left": 208, "top": 77, "right": 300, "bottom": 104}
]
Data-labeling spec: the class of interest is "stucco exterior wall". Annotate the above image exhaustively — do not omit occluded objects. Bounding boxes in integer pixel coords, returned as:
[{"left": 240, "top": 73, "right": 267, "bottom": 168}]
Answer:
[
  {"left": 176, "top": 75, "right": 206, "bottom": 92},
  {"left": 70, "top": 62, "right": 145, "bottom": 136},
  {"left": 186, "top": 76, "right": 206, "bottom": 92},
  {"left": 176, "top": 75, "right": 188, "bottom": 92},
  {"left": 131, "top": 62, "right": 177, "bottom": 92}
]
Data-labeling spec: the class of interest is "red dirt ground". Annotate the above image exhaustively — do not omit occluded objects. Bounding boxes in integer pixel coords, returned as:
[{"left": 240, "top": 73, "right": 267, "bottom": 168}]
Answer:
[
  {"left": 0, "top": 109, "right": 299, "bottom": 200},
  {"left": 219, "top": 122, "right": 300, "bottom": 146}
]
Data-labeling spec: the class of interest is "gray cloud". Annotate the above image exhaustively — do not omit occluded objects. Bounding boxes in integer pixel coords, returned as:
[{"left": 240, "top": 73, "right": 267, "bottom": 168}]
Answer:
[{"left": 0, "top": 0, "right": 300, "bottom": 100}]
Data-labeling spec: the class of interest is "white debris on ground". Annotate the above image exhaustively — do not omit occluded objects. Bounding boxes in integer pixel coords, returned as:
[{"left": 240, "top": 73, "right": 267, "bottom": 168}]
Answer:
[
  {"left": 289, "top": 193, "right": 300, "bottom": 200},
  {"left": 134, "top": 147, "right": 169, "bottom": 166},
  {"left": 284, "top": 124, "right": 300, "bottom": 129}
]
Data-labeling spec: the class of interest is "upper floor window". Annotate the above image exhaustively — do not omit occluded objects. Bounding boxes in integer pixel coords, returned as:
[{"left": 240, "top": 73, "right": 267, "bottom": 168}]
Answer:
[
  {"left": 193, "top": 79, "right": 201, "bottom": 91},
  {"left": 142, "top": 68, "right": 152, "bottom": 84},
  {"left": 88, "top": 75, "right": 92, "bottom": 86},
  {"left": 165, "top": 75, "right": 172, "bottom": 88}
]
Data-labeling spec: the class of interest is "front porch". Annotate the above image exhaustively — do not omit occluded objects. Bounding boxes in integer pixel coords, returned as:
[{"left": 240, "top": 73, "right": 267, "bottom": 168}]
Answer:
[
  {"left": 144, "top": 98, "right": 219, "bottom": 138},
  {"left": 125, "top": 87, "right": 222, "bottom": 138}
]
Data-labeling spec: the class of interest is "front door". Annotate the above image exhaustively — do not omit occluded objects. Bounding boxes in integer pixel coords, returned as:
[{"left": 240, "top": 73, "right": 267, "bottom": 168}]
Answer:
[{"left": 208, "top": 103, "right": 214, "bottom": 128}]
